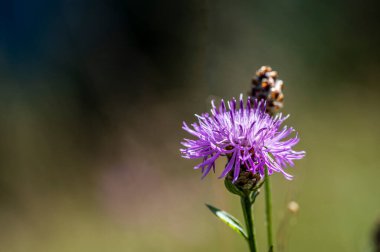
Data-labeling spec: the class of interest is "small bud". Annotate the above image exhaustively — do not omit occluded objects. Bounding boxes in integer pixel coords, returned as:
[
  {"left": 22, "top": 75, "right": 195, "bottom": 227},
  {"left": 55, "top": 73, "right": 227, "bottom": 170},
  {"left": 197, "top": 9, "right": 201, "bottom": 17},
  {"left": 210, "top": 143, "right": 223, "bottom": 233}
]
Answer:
[{"left": 287, "top": 201, "right": 300, "bottom": 214}]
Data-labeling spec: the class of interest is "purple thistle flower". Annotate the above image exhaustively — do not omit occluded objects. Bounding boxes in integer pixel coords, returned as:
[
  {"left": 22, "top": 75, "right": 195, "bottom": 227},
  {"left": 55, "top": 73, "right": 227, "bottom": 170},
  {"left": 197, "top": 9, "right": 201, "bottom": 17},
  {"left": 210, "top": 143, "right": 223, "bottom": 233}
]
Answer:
[{"left": 180, "top": 94, "right": 305, "bottom": 182}]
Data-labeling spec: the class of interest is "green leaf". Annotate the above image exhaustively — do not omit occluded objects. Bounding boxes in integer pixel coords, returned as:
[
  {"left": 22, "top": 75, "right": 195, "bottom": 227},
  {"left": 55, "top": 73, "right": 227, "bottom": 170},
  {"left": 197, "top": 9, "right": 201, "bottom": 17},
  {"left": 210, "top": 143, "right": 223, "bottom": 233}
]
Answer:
[{"left": 205, "top": 204, "right": 248, "bottom": 239}]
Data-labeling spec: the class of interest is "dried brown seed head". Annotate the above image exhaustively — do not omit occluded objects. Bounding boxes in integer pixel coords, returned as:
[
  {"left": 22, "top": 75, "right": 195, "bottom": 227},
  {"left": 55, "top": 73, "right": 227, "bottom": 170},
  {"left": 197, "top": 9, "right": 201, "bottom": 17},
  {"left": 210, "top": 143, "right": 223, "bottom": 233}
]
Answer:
[{"left": 250, "top": 66, "right": 285, "bottom": 115}]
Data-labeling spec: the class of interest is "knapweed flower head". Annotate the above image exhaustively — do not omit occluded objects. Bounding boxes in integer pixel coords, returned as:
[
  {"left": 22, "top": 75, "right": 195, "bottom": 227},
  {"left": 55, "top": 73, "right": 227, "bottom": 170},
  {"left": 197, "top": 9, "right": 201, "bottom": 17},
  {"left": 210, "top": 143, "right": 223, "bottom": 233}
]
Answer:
[{"left": 180, "top": 94, "right": 305, "bottom": 182}]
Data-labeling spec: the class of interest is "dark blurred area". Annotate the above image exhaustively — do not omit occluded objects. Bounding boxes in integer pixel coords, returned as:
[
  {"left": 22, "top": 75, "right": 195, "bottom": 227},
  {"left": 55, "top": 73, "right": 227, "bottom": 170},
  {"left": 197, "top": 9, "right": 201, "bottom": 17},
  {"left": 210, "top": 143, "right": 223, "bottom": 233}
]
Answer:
[{"left": 0, "top": 0, "right": 380, "bottom": 251}]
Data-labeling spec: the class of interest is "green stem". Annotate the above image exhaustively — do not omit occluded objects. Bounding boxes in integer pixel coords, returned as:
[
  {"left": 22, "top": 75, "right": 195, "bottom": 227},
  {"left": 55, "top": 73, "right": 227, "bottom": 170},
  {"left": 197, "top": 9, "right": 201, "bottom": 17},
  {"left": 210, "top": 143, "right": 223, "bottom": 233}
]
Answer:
[
  {"left": 240, "top": 194, "right": 257, "bottom": 252},
  {"left": 264, "top": 167, "right": 274, "bottom": 252}
]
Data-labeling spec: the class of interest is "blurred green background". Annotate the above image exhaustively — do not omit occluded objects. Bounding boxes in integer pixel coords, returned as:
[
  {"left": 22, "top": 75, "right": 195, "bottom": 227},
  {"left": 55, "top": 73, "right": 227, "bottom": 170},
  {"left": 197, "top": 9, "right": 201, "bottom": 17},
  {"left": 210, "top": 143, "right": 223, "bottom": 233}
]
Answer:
[{"left": 1, "top": 0, "right": 380, "bottom": 251}]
